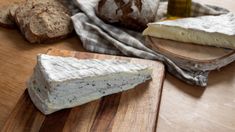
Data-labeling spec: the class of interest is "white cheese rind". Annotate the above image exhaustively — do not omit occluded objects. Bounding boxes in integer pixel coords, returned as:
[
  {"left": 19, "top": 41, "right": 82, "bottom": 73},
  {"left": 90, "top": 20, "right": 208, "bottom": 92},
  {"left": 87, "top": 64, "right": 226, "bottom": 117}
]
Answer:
[
  {"left": 27, "top": 54, "right": 152, "bottom": 115},
  {"left": 143, "top": 13, "right": 235, "bottom": 49}
]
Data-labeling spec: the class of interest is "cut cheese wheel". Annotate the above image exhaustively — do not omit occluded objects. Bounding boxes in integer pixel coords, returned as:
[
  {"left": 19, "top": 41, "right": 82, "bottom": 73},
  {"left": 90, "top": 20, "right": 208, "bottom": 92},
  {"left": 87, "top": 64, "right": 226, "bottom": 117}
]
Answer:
[
  {"left": 27, "top": 54, "right": 152, "bottom": 115},
  {"left": 143, "top": 13, "right": 235, "bottom": 49}
]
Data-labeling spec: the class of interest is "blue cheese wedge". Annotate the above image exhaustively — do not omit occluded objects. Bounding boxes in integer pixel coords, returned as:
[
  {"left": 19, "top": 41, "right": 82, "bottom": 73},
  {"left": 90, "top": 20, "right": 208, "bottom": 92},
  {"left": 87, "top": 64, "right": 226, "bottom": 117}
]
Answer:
[
  {"left": 27, "top": 54, "right": 152, "bottom": 115},
  {"left": 143, "top": 13, "right": 235, "bottom": 49}
]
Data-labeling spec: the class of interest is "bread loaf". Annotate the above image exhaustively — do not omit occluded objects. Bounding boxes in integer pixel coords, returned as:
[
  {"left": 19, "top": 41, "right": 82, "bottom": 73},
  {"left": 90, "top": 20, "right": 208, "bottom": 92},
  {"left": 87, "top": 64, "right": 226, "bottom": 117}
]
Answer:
[
  {"left": 14, "top": 0, "right": 73, "bottom": 43},
  {"left": 96, "top": 0, "right": 160, "bottom": 31}
]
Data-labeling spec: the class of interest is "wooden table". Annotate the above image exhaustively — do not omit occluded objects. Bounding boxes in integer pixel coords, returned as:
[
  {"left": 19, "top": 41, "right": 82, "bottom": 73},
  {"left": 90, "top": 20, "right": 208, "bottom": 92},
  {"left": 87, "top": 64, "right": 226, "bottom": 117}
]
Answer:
[{"left": 0, "top": 0, "right": 234, "bottom": 131}]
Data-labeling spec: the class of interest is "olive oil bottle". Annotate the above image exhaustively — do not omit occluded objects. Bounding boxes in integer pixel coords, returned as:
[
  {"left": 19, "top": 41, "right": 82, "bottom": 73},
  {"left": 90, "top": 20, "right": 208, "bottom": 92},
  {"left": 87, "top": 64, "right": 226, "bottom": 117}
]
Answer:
[{"left": 167, "top": 0, "right": 192, "bottom": 17}]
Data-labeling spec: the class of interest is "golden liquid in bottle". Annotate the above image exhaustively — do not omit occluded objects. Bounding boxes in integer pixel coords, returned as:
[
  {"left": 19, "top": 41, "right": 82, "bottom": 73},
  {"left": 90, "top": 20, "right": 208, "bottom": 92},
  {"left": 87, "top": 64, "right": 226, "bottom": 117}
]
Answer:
[{"left": 167, "top": 0, "right": 192, "bottom": 18}]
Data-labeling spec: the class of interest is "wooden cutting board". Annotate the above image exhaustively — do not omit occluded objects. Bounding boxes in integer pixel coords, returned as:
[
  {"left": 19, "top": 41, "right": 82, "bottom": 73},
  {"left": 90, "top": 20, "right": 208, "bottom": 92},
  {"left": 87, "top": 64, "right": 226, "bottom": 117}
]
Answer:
[
  {"left": 147, "top": 37, "right": 235, "bottom": 71},
  {"left": 1, "top": 49, "right": 165, "bottom": 132}
]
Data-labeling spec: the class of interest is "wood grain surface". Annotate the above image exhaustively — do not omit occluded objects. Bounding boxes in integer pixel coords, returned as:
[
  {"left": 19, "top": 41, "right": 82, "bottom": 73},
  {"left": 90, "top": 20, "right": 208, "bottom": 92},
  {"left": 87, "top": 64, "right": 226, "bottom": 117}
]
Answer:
[
  {"left": 157, "top": 64, "right": 235, "bottom": 132},
  {"left": 1, "top": 49, "right": 165, "bottom": 132},
  {"left": 147, "top": 37, "right": 235, "bottom": 71},
  {"left": 148, "top": 37, "right": 234, "bottom": 61}
]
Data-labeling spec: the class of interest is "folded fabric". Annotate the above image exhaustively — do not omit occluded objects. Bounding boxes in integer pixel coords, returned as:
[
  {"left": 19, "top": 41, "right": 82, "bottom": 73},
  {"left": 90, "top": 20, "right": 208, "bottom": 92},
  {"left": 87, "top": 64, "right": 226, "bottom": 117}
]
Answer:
[{"left": 71, "top": 0, "right": 229, "bottom": 87}]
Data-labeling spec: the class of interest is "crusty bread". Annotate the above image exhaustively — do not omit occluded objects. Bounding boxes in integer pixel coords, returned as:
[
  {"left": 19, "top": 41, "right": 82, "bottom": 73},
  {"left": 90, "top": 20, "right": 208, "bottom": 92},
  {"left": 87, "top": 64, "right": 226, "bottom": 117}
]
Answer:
[
  {"left": 26, "top": 0, "right": 71, "bottom": 15},
  {"left": 14, "top": 0, "right": 73, "bottom": 43},
  {"left": 25, "top": 5, "right": 72, "bottom": 43},
  {"left": 0, "top": 5, "right": 15, "bottom": 28},
  {"left": 15, "top": 3, "right": 44, "bottom": 34},
  {"left": 96, "top": 0, "right": 160, "bottom": 31},
  {"left": 8, "top": 3, "right": 19, "bottom": 23}
]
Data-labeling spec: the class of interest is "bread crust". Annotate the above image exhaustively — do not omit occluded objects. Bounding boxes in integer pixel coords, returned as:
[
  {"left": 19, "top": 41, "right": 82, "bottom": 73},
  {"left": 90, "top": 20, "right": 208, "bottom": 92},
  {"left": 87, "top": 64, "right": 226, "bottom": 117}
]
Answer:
[
  {"left": 0, "top": 5, "right": 16, "bottom": 29},
  {"left": 8, "top": 3, "right": 19, "bottom": 23},
  {"left": 96, "top": 0, "right": 160, "bottom": 31}
]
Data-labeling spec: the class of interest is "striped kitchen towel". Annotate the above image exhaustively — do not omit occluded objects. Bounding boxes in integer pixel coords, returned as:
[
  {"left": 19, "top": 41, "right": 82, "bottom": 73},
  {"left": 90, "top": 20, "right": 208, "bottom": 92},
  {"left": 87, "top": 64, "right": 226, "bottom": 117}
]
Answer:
[{"left": 71, "top": 0, "right": 229, "bottom": 86}]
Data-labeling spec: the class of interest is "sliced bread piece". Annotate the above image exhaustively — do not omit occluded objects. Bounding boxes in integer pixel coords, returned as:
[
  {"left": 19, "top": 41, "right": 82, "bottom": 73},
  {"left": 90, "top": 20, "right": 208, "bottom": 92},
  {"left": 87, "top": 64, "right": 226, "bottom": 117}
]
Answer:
[
  {"left": 143, "top": 13, "right": 235, "bottom": 49},
  {"left": 26, "top": 0, "right": 71, "bottom": 15},
  {"left": 0, "top": 5, "right": 15, "bottom": 28},
  {"left": 8, "top": 3, "right": 20, "bottom": 23},
  {"left": 15, "top": 0, "right": 73, "bottom": 43},
  {"left": 25, "top": 5, "right": 73, "bottom": 43},
  {"left": 14, "top": 1, "right": 35, "bottom": 32},
  {"left": 21, "top": 3, "right": 53, "bottom": 40}
]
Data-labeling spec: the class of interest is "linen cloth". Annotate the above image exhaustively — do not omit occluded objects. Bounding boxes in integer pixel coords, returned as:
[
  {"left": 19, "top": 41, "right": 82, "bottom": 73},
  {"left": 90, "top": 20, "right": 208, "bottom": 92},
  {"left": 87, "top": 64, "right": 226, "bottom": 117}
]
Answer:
[{"left": 70, "top": 0, "right": 229, "bottom": 87}]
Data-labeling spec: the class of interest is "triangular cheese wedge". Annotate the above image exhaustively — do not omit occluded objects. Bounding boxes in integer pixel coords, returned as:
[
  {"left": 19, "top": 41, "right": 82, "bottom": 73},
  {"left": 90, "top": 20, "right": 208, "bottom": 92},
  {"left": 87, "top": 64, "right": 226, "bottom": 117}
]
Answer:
[
  {"left": 143, "top": 13, "right": 235, "bottom": 49},
  {"left": 27, "top": 54, "right": 152, "bottom": 115}
]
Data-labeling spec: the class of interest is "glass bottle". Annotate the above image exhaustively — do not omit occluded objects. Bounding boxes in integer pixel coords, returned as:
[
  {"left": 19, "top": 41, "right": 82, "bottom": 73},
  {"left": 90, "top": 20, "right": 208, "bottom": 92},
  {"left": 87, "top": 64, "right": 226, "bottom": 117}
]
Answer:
[{"left": 167, "top": 0, "right": 192, "bottom": 17}]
